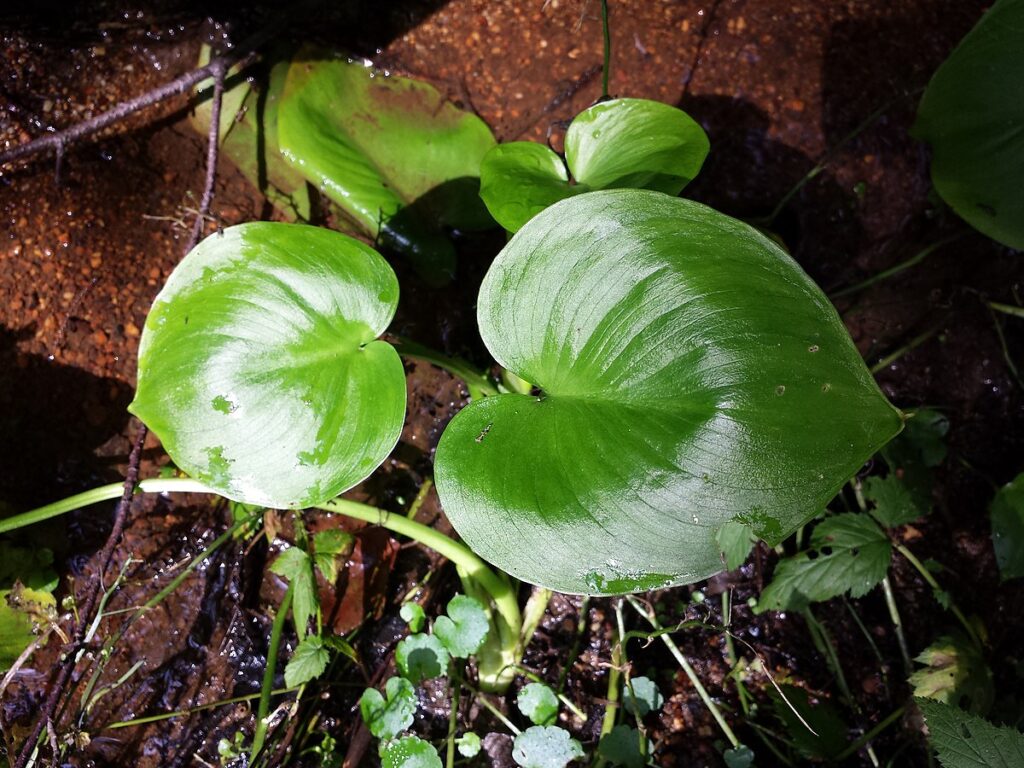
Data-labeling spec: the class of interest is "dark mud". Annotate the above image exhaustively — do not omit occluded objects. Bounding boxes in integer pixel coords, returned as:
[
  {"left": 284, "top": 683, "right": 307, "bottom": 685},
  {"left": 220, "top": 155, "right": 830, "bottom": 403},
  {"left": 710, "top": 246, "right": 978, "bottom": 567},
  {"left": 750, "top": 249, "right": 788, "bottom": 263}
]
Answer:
[{"left": 1, "top": 1, "right": 1022, "bottom": 766}]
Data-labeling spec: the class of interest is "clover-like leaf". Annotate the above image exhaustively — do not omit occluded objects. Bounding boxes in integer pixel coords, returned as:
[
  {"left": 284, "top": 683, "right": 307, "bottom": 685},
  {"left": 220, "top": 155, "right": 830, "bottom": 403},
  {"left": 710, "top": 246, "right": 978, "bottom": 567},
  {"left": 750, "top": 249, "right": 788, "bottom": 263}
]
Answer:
[
  {"left": 480, "top": 99, "right": 708, "bottom": 233},
  {"left": 456, "top": 732, "right": 482, "bottom": 758},
  {"left": 913, "top": 0, "right": 1024, "bottom": 249},
  {"left": 359, "top": 676, "right": 416, "bottom": 741},
  {"left": 278, "top": 50, "right": 496, "bottom": 283},
  {"left": 623, "top": 676, "right": 663, "bottom": 717},
  {"left": 991, "top": 473, "right": 1024, "bottom": 581},
  {"left": 395, "top": 633, "right": 450, "bottom": 683},
  {"left": 918, "top": 698, "right": 1024, "bottom": 768},
  {"left": 433, "top": 594, "right": 489, "bottom": 659},
  {"left": 597, "top": 725, "right": 644, "bottom": 768},
  {"left": 517, "top": 682, "right": 559, "bottom": 726},
  {"left": 756, "top": 513, "right": 891, "bottom": 612},
  {"left": 435, "top": 190, "right": 902, "bottom": 595},
  {"left": 285, "top": 635, "right": 329, "bottom": 687},
  {"left": 512, "top": 726, "right": 584, "bottom": 768},
  {"left": 381, "top": 736, "right": 442, "bottom": 768},
  {"left": 130, "top": 222, "right": 406, "bottom": 509}
]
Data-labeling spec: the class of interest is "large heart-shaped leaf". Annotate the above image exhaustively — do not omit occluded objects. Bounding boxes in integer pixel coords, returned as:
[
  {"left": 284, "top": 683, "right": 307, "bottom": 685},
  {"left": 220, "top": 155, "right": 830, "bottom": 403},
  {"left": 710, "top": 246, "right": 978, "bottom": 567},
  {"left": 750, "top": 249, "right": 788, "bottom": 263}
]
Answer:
[
  {"left": 912, "top": 0, "right": 1024, "bottom": 249},
  {"left": 130, "top": 222, "right": 405, "bottom": 508},
  {"left": 435, "top": 190, "right": 901, "bottom": 595},
  {"left": 277, "top": 51, "right": 497, "bottom": 282},
  {"left": 479, "top": 99, "right": 708, "bottom": 232}
]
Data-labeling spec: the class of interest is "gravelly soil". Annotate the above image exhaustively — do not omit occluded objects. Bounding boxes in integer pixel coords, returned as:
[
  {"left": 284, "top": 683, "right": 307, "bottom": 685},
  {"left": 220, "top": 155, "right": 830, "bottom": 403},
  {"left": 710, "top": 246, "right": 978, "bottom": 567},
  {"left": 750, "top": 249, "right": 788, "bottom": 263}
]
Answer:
[{"left": 1, "top": 1, "right": 1022, "bottom": 766}]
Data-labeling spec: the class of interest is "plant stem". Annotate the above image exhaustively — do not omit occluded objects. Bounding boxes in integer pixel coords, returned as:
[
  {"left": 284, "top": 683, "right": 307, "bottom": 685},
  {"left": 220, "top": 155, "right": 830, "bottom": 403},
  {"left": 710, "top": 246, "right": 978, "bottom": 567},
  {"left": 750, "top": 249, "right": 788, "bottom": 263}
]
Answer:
[
  {"left": 626, "top": 597, "right": 740, "bottom": 748},
  {"left": 558, "top": 596, "right": 590, "bottom": 695},
  {"left": 870, "top": 325, "right": 941, "bottom": 374},
  {"left": 391, "top": 336, "right": 499, "bottom": 399},
  {"left": 519, "top": 586, "right": 553, "bottom": 656},
  {"left": 446, "top": 664, "right": 462, "bottom": 768},
  {"left": 801, "top": 607, "right": 854, "bottom": 709},
  {"left": 107, "top": 687, "right": 300, "bottom": 729},
  {"left": 832, "top": 234, "right": 966, "bottom": 299},
  {"left": 0, "top": 477, "right": 214, "bottom": 534},
  {"left": 599, "top": 600, "right": 625, "bottom": 739},
  {"left": 250, "top": 583, "right": 293, "bottom": 762},
  {"left": 834, "top": 706, "right": 906, "bottom": 763},
  {"left": 893, "top": 542, "right": 982, "bottom": 648},
  {"left": 989, "top": 300, "right": 1024, "bottom": 320},
  {"left": 879, "top": 576, "right": 914, "bottom": 675},
  {"left": 600, "top": 0, "right": 611, "bottom": 99}
]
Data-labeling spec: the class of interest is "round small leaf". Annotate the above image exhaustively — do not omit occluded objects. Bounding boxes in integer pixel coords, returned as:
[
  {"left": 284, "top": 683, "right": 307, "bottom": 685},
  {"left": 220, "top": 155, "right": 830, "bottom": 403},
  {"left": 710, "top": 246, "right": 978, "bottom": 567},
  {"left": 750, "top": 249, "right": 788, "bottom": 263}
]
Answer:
[
  {"left": 381, "top": 735, "right": 442, "bottom": 768},
  {"left": 395, "top": 633, "right": 450, "bottom": 683},
  {"left": 597, "top": 725, "right": 644, "bottom": 768},
  {"left": 913, "top": 0, "right": 1024, "bottom": 249},
  {"left": 435, "top": 191, "right": 902, "bottom": 594},
  {"left": 130, "top": 222, "right": 405, "bottom": 509},
  {"left": 623, "top": 676, "right": 663, "bottom": 717},
  {"left": 480, "top": 142, "right": 579, "bottom": 232},
  {"left": 517, "top": 682, "right": 560, "bottom": 726},
  {"left": 433, "top": 594, "right": 489, "bottom": 659},
  {"left": 456, "top": 732, "right": 482, "bottom": 758},
  {"left": 512, "top": 726, "right": 584, "bottom": 768},
  {"left": 566, "top": 98, "right": 709, "bottom": 195},
  {"left": 400, "top": 602, "right": 426, "bottom": 633},
  {"left": 359, "top": 676, "right": 416, "bottom": 741}
]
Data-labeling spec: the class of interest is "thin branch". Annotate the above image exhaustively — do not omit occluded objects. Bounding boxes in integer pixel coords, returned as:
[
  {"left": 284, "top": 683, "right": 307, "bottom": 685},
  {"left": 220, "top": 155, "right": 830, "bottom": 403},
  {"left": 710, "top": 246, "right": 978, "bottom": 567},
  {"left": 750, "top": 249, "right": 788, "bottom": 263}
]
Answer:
[{"left": 186, "top": 59, "right": 226, "bottom": 251}]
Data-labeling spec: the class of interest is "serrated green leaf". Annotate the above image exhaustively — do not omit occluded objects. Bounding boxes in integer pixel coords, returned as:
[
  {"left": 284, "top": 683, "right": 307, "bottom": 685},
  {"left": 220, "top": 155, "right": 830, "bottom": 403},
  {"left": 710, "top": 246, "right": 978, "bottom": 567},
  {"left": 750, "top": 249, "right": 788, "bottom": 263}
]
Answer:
[
  {"left": 566, "top": 98, "right": 708, "bottom": 195},
  {"left": 756, "top": 514, "right": 891, "bottom": 612},
  {"left": 479, "top": 143, "right": 580, "bottom": 232},
  {"left": 512, "top": 726, "right": 584, "bottom": 768},
  {"left": 910, "top": 632, "right": 994, "bottom": 714},
  {"left": 771, "top": 685, "right": 848, "bottom": 761},
  {"left": 400, "top": 602, "right": 425, "bottom": 633},
  {"left": 716, "top": 520, "right": 756, "bottom": 570},
  {"left": 623, "top": 676, "right": 663, "bottom": 717},
  {"left": 864, "top": 474, "right": 928, "bottom": 528},
  {"left": 359, "top": 676, "right": 416, "bottom": 741},
  {"left": 517, "top": 682, "right": 559, "bottom": 726},
  {"left": 130, "top": 222, "right": 406, "bottom": 509},
  {"left": 918, "top": 698, "right": 1024, "bottom": 768},
  {"left": 991, "top": 474, "right": 1024, "bottom": 581},
  {"left": 435, "top": 191, "right": 902, "bottom": 595},
  {"left": 395, "top": 633, "right": 450, "bottom": 683},
  {"left": 270, "top": 547, "right": 317, "bottom": 636},
  {"left": 285, "top": 635, "right": 329, "bottom": 687},
  {"left": 456, "top": 732, "right": 482, "bottom": 758},
  {"left": 597, "top": 725, "right": 644, "bottom": 768},
  {"left": 912, "top": 0, "right": 1024, "bottom": 248},
  {"left": 381, "top": 735, "right": 442, "bottom": 768},
  {"left": 278, "top": 50, "right": 496, "bottom": 283},
  {"left": 433, "top": 594, "right": 489, "bottom": 659},
  {"left": 313, "top": 529, "right": 353, "bottom": 583}
]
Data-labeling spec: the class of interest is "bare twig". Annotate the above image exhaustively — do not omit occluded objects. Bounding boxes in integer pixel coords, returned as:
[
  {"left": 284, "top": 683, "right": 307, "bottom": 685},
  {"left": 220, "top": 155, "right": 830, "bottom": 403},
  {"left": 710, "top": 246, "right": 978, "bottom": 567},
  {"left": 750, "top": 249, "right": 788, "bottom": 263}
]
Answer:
[{"left": 186, "top": 59, "right": 226, "bottom": 251}]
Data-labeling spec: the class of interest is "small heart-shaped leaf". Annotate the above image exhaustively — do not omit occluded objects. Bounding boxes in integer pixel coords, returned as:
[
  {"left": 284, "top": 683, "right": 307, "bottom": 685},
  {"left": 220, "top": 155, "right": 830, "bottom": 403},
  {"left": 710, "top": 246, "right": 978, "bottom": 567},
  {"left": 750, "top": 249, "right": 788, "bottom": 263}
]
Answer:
[
  {"left": 433, "top": 594, "right": 489, "bottom": 659},
  {"left": 130, "top": 222, "right": 406, "bottom": 509},
  {"left": 359, "top": 676, "right": 416, "bottom": 741},
  {"left": 395, "top": 633, "right": 450, "bottom": 683},
  {"left": 517, "top": 682, "right": 559, "bottom": 726},
  {"left": 435, "top": 190, "right": 902, "bottom": 594}
]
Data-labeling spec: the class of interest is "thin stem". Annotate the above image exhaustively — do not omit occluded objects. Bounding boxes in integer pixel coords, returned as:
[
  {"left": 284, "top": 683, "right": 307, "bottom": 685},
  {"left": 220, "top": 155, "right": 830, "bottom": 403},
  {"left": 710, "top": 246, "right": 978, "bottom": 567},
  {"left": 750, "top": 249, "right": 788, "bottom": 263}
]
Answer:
[
  {"left": 599, "top": 600, "right": 625, "bottom": 739},
  {"left": 880, "top": 577, "right": 914, "bottom": 676},
  {"left": 107, "top": 687, "right": 299, "bottom": 729},
  {"left": 186, "top": 57, "right": 225, "bottom": 251},
  {"left": 446, "top": 664, "right": 462, "bottom": 768},
  {"left": 600, "top": 0, "right": 611, "bottom": 99},
  {"left": 251, "top": 583, "right": 293, "bottom": 762},
  {"left": 832, "top": 234, "right": 966, "bottom": 299},
  {"left": 466, "top": 685, "right": 520, "bottom": 735},
  {"left": 834, "top": 706, "right": 906, "bottom": 763},
  {"left": 519, "top": 587, "right": 553, "bottom": 655},
  {"left": 391, "top": 336, "right": 498, "bottom": 399},
  {"left": 870, "top": 325, "right": 941, "bottom": 374},
  {"left": 893, "top": 542, "right": 981, "bottom": 648},
  {"left": 626, "top": 597, "right": 740, "bottom": 748},
  {"left": 989, "top": 300, "right": 1024, "bottom": 320},
  {"left": 558, "top": 596, "right": 589, "bottom": 695},
  {"left": 406, "top": 476, "right": 434, "bottom": 519},
  {"left": 802, "top": 607, "right": 854, "bottom": 709}
]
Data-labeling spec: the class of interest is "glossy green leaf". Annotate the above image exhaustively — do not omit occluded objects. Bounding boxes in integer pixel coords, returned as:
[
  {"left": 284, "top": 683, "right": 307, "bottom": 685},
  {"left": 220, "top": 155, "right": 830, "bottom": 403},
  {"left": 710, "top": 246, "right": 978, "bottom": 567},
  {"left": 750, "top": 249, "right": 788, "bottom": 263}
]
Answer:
[
  {"left": 381, "top": 736, "right": 442, "bottom": 768},
  {"left": 130, "top": 222, "right": 406, "bottom": 509},
  {"left": 566, "top": 99, "right": 708, "bottom": 194},
  {"left": 723, "top": 746, "right": 756, "bottom": 768},
  {"left": 395, "top": 633, "right": 450, "bottom": 683},
  {"left": 623, "top": 676, "right": 663, "bottom": 717},
  {"left": 433, "top": 594, "right": 489, "bottom": 659},
  {"left": 910, "top": 632, "right": 994, "bottom": 715},
  {"left": 400, "top": 602, "right": 426, "bottom": 633},
  {"left": 991, "top": 474, "right": 1024, "bottom": 581},
  {"left": 512, "top": 726, "right": 584, "bottom": 768},
  {"left": 480, "top": 99, "right": 708, "bottom": 233},
  {"left": 435, "top": 190, "right": 902, "bottom": 595},
  {"left": 918, "top": 698, "right": 1024, "bottom": 768},
  {"left": 756, "top": 514, "right": 891, "bottom": 612},
  {"left": 285, "top": 635, "right": 329, "bottom": 687},
  {"left": 912, "top": 0, "right": 1024, "bottom": 249},
  {"left": 456, "top": 732, "right": 482, "bottom": 758},
  {"left": 360, "top": 676, "right": 416, "bottom": 741},
  {"left": 0, "top": 544, "right": 59, "bottom": 669},
  {"left": 479, "top": 143, "right": 579, "bottom": 232},
  {"left": 278, "top": 51, "right": 496, "bottom": 282},
  {"left": 517, "top": 682, "right": 559, "bottom": 726}
]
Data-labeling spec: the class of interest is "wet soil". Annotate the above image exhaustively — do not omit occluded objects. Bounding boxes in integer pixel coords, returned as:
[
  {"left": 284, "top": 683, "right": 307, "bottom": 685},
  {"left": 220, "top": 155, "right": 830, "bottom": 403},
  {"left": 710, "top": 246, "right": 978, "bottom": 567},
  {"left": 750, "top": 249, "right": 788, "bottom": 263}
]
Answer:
[{"left": 1, "top": 1, "right": 1022, "bottom": 766}]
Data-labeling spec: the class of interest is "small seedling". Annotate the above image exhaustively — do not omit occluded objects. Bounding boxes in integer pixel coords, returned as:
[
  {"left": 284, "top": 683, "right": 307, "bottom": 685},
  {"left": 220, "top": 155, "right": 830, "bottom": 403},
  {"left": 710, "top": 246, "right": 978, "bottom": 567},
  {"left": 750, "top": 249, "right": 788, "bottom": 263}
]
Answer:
[
  {"left": 358, "top": 676, "right": 416, "bottom": 741},
  {"left": 517, "top": 682, "right": 560, "bottom": 727}
]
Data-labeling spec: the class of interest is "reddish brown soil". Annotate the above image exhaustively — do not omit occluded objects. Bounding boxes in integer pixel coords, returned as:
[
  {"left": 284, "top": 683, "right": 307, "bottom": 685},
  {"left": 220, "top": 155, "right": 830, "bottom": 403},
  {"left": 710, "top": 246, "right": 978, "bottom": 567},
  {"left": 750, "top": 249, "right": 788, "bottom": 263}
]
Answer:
[{"left": 1, "top": 1, "right": 1021, "bottom": 766}]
